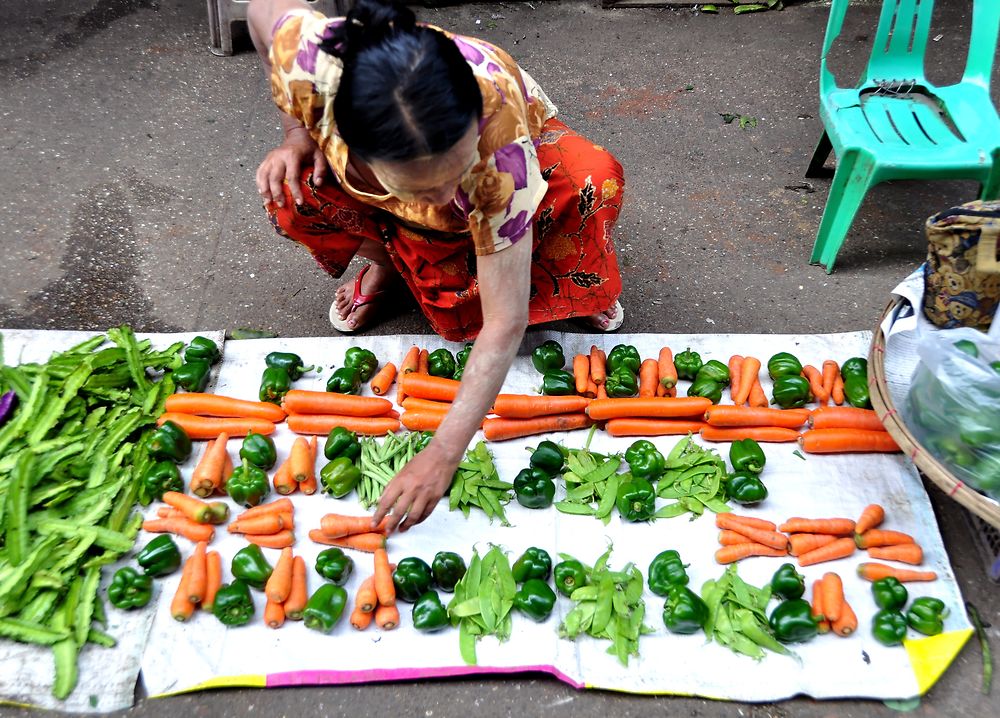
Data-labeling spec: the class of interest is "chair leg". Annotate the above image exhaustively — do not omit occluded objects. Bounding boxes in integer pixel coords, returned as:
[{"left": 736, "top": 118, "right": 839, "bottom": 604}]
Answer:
[
  {"left": 805, "top": 131, "right": 834, "bottom": 178},
  {"left": 809, "top": 151, "right": 876, "bottom": 273},
  {"left": 980, "top": 157, "right": 1000, "bottom": 201}
]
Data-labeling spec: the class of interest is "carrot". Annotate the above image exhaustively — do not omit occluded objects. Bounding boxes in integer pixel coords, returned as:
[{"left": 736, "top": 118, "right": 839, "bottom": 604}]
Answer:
[
  {"left": 821, "top": 572, "right": 844, "bottom": 623},
  {"left": 370, "top": 362, "right": 397, "bottom": 396},
  {"left": 401, "top": 412, "right": 446, "bottom": 432},
  {"left": 157, "top": 507, "right": 183, "bottom": 519},
  {"left": 868, "top": 544, "right": 924, "bottom": 564},
  {"left": 797, "top": 537, "right": 856, "bottom": 567},
  {"left": 808, "top": 407, "right": 885, "bottom": 432},
  {"left": 656, "top": 382, "right": 667, "bottom": 397},
  {"left": 156, "top": 413, "right": 275, "bottom": 439},
  {"left": 373, "top": 548, "right": 395, "bottom": 607},
  {"left": 142, "top": 518, "right": 214, "bottom": 543},
  {"left": 188, "top": 435, "right": 229, "bottom": 498},
  {"left": 856, "top": 562, "right": 938, "bottom": 583},
  {"left": 854, "top": 529, "right": 915, "bottom": 548},
  {"left": 356, "top": 576, "right": 378, "bottom": 614},
  {"left": 638, "top": 359, "right": 659, "bottom": 398},
  {"left": 596, "top": 384, "right": 608, "bottom": 400},
  {"left": 398, "top": 373, "right": 460, "bottom": 403},
  {"left": 284, "top": 556, "right": 308, "bottom": 620},
  {"left": 605, "top": 419, "right": 708, "bottom": 437},
  {"left": 718, "top": 529, "right": 753, "bottom": 546},
  {"left": 320, "top": 514, "right": 388, "bottom": 538},
  {"left": 799, "top": 428, "right": 900, "bottom": 454},
  {"left": 401, "top": 397, "right": 451, "bottom": 414},
  {"left": 417, "top": 349, "right": 429, "bottom": 374},
  {"left": 832, "top": 599, "right": 858, "bottom": 637},
  {"left": 584, "top": 376, "right": 598, "bottom": 399},
  {"left": 221, "top": 451, "right": 234, "bottom": 491},
  {"left": 492, "top": 394, "right": 591, "bottom": 419},
  {"left": 588, "top": 346, "right": 606, "bottom": 385},
  {"left": 162, "top": 491, "right": 214, "bottom": 524},
  {"left": 779, "top": 518, "right": 856, "bottom": 535},
  {"left": 657, "top": 347, "right": 677, "bottom": 390},
  {"left": 164, "top": 393, "right": 286, "bottom": 422},
  {"left": 573, "top": 355, "right": 590, "bottom": 395},
  {"left": 281, "top": 390, "right": 393, "bottom": 417},
  {"left": 703, "top": 406, "right": 809, "bottom": 429},
  {"left": 748, "top": 376, "right": 768, "bottom": 408},
  {"left": 788, "top": 533, "right": 837, "bottom": 557},
  {"left": 832, "top": 373, "right": 845, "bottom": 405},
  {"left": 286, "top": 414, "right": 401, "bottom": 436},
  {"left": 202, "top": 551, "right": 222, "bottom": 612},
  {"left": 482, "top": 413, "right": 592, "bottom": 441},
  {"left": 265, "top": 547, "right": 294, "bottom": 603},
  {"left": 728, "top": 355, "right": 743, "bottom": 405},
  {"left": 715, "top": 513, "right": 777, "bottom": 532},
  {"left": 586, "top": 397, "right": 713, "bottom": 420},
  {"left": 822, "top": 360, "right": 839, "bottom": 403},
  {"left": 228, "top": 513, "right": 285, "bottom": 535},
  {"left": 298, "top": 436, "right": 319, "bottom": 495},
  {"left": 308, "top": 529, "right": 386, "bottom": 552},
  {"left": 287, "top": 436, "right": 311, "bottom": 484},
  {"left": 264, "top": 598, "right": 285, "bottom": 629},
  {"left": 272, "top": 461, "right": 297, "bottom": 495},
  {"left": 714, "top": 543, "right": 788, "bottom": 564},
  {"left": 206, "top": 502, "right": 230, "bottom": 525},
  {"left": 854, "top": 503, "right": 886, "bottom": 535},
  {"left": 171, "top": 559, "right": 196, "bottom": 622},
  {"left": 186, "top": 541, "right": 208, "bottom": 604},
  {"left": 400, "top": 346, "right": 420, "bottom": 374},
  {"left": 245, "top": 531, "right": 295, "bottom": 549},
  {"left": 351, "top": 605, "right": 374, "bottom": 630},
  {"left": 700, "top": 426, "right": 801, "bottom": 443},
  {"left": 715, "top": 513, "right": 789, "bottom": 550},
  {"left": 733, "top": 356, "right": 760, "bottom": 406},
  {"left": 237, "top": 498, "right": 293, "bottom": 520},
  {"left": 802, "top": 365, "right": 829, "bottom": 404},
  {"left": 811, "top": 577, "right": 830, "bottom": 633},
  {"left": 375, "top": 603, "right": 399, "bottom": 630}
]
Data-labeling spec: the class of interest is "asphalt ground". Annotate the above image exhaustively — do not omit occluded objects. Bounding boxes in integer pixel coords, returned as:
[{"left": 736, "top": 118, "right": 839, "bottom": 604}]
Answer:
[{"left": 0, "top": 1, "right": 997, "bottom": 716}]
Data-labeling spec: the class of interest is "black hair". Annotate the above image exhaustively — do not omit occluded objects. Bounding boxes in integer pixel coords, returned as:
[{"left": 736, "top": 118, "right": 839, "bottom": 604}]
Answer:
[{"left": 320, "top": 0, "right": 483, "bottom": 163}]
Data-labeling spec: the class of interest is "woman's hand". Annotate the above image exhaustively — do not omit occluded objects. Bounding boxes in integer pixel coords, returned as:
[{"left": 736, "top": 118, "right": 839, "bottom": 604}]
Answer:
[
  {"left": 255, "top": 127, "right": 329, "bottom": 207},
  {"left": 374, "top": 444, "right": 459, "bottom": 533}
]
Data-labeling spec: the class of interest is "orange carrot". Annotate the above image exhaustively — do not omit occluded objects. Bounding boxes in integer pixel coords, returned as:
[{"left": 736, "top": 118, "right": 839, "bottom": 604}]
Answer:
[
  {"left": 656, "top": 382, "right": 667, "bottom": 397},
  {"left": 857, "top": 562, "right": 938, "bottom": 583},
  {"left": 800, "top": 428, "right": 900, "bottom": 454},
  {"left": 492, "top": 394, "right": 591, "bottom": 419},
  {"left": 398, "top": 373, "right": 460, "bottom": 402},
  {"left": 286, "top": 414, "right": 401, "bottom": 436},
  {"left": 715, "top": 513, "right": 777, "bottom": 532},
  {"left": 288, "top": 436, "right": 311, "bottom": 484},
  {"left": 748, "top": 376, "right": 768, "bottom": 408},
  {"left": 164, "top": 393, "right": 286, "bottom": 422},
  {"left": 266, "top": 547, "right": 295, "bottom": 603},
  {"left": 203, "top": 550, "right": 222, "bottom": 612},
  {"left": 374, "top": 548, "right": 395, "bottom": 607},
  {"left": 715, "top": 542, "right": 788, "bottom": 564},
  {"left": 586, "top": 397, "right": 713, "bottom": 420},
  {"left": 162, "top": 491, "right": 214, "bottom": 524},
  {"left": 205, "top": 502, "right": 230, "bottom": 525},
  {"left": 320, "top": 514, "right": 388, "bottom": 538},
  {"left": 821, "top": 572, "right": 844, "bottom": 623},
  {"left": 221, "top": 451, "right": 234, "bottom": 491},
  {"left": 142, "top": 518, "right": 214, "bottom": 543},
  {"left": 281, "top": 390, "right": 394, "bottom": 417},
  {"left": 401, "top": 397, "right": 452, "bottom": 414},
  {"left": 811, "top": 577, "right": 830, "bottom": 633},
  {"left": 308, "top": 529, "right": 386, "bottom": 552},
  {"left": 370, "top": 362, "right": 397, "bottom": 396},
  {"left": 245, "top": 530, "right": 296, "bottom": 549},
  {"left": 356, "top": 576, "right": 378, "bottom": 614},
  {"left": 375, "top": 603, "right": 399, "bottom": 630},
  {"left": 868, "top": 544, "right": 924, "bottom": 565},
  {"left": 417, "top": 349, "right": 429, "bottom": 375},
  {"left": 718, "top": 530, "right": 753, "bottom": 546},
  {"left": 638, "top": 359, "right": 659, "bottom": 398},
  {"left": 703, "top": 406, "right": 809, "bottom": 429},
  {"left": 298, "top": 436, "right": 319, "bottom": 495},
  {"left": 186, "top": 542, "right": 208, "bottom": 604},
  {"left": 189, "top": 434, "right": 230, "bottom": 498},
  {"left": 595, "top": 384, "right": 608, "bottom": 400},
  {"left": 156, "top": 413, "right": 275, "bottom": 439},
  {"left": 237, "top": 498, "right": 293, "bottom": 520},
  {"left": 657, "top": 347, "right": 677, "bottom": 390},
  {"left": 802, "top": 365, "right": 829, "bottom": 404},
  {"left": 808, "top": 407, "right": 885, "bottom": 431},
  {"left": 573, "top": 354, "right": 590, "bottom": 395},
  {"left": 854, "top": 504, "right": 886, "bottom": 535},
  {"left": 605, "top": 419, "right": 708, "bottom": 437},
  {"left": 284, "top": 556, "right": 308, "bottom": 620},
  {"left": 822, "top": 360, "right": 839, "bottom": 403},
  {"left": 832, "top": 373, "right": 845, "bottom": 405},
  {"left": 779, "top": 518, "right": 856, "bottom": 535},
  {"left": 797, "top": 537, "right": 856, "bottom": 567},
  {"left": 728, "top": 355, "right": 744, "bottom": 405},
  {"left": 590, "top": 346, "right": 607, "bottom": 385},
  {"left": 400, "top": 346, "right": 420, "bottom": 374},
  {"left": 264, "top": 598, "right": 285, "bottom": 629},
  {"left": 715, "top": 514, "right": 789, "bottom": 550},
  {"left": 351, "top": 605, "right": 374, "bottom": 630},
  {"left": 156, "top": 507, "right": 184, "bottom": 519},
  {"left": 832, "top": 600, "right": 858, "bottom": 637},
  {"left": 788, "top": 533, "right": 837, "bottom": 557},
  {"left": 700, "top": 426, "right": 801, "bottom": 443},
  {"left": 272, "top": 461, "right": 298, "bottom": 496},
  {"left": 228, "top": 513, "right": 285, "bottom": 535},
  {"left": 584, "top": 376, "right": 598, "bottom": 399},
  {"left": 482, "top": 413, "right": 592, "bottom": 441},
  {"left": 854, "top": 529, "right": 915, "bottom": 548},
  {"left": 171, "top": 559, "right": 196, "bottom": 622},
  {"left": 401, "top": 412, "right": 445, "bottom": 432},
  {"left": 733, "top": 356, "right": 760, "bottom": 406}
]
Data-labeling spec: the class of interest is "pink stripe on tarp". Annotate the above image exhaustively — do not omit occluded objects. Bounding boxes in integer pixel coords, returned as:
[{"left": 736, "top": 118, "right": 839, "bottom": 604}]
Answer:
[{"left": 266, "top": 664, "right": 585, "bottom": 689}]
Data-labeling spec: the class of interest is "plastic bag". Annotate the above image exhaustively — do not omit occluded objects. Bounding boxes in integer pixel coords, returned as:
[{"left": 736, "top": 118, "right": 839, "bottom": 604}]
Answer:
[{"left": 904, "top": 322, "right": 1000, "bottom": 500}]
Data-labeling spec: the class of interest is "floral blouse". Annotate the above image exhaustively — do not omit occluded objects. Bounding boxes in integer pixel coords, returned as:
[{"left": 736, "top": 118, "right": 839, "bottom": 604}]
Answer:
[{"left": 269, "top": 10, "right": 558, "bottom": 255}]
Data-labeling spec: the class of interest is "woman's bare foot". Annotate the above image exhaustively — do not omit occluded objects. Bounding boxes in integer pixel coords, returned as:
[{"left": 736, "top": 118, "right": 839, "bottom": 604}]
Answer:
[
  {"left": 330, "top": 263, "right": 400, "bottom": 332},
  {"left": 578, "top": 300, "right": 625, "bottom": 332}
]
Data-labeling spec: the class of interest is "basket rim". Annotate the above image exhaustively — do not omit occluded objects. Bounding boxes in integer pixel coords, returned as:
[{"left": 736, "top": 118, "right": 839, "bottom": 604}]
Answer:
[{"left": 869, "top": 298, "right": 1000, "bottom": 531}]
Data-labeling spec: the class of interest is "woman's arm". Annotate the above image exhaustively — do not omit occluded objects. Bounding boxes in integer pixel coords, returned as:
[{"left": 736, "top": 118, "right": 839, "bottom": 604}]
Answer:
[{"left": 373, "top": 233, "right": 532, "bottom": 532}]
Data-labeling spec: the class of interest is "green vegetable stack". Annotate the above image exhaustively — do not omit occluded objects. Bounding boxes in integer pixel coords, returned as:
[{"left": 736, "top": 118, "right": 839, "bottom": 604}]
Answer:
[
  {"left": 767, "top": 352, "right": 811, "bottom": 408},
  {"left": 260, "top": 351, "right": 312, "bottom": 404},
  {"left": 356, "top": 431, "right": 431, "bottom": 509},
  {"left": 655, "top": 434, "right": 731, "bottom": 518},
  {"left": 840, "top": 357, "right": 871, "bottom": 409},
  {"left": 605, "top": 344, "right": 641, "bottom": 398},
  {"left": 511, "top": 547, "right": 556, "bottom": 622},
  {"left": 702, "top": 564, "right": 792, "bottom": 659},
  {"left": 447, "top": 546, "right": 518, "bottom": 665},
  {"left": 530, "top": 340, "right": 574, "bottom": 396},
  {"left": 513, "top": 440, "right": 565, "bottom": 510},
  {"left": 688, "top": 358, "right": 730, "bottom": 405},
  {"left": 649, "top": 550, "right": 708, "bottom": 636},
  {"left": 174, "top": 335, "right": 220, "bottom": 392},
  {"left": 869, "top": 578, "right": 949, "bottom": 645},
  {"left": 449, "top": 442, "right": 513, "bottom": 525},
  {"left": 554, "top": 427, "right": 622, "bottom": 523}
]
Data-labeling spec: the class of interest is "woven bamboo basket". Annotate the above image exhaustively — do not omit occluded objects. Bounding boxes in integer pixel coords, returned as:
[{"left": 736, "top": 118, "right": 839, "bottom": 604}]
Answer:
[{"left": 870, "top": 298, "right": 1000, "bottom": 530}]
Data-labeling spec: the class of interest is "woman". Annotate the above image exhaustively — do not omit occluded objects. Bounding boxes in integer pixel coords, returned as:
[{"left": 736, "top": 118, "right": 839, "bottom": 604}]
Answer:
[{"left": 248, "top": 0, "right": 626, "bottom": 532}]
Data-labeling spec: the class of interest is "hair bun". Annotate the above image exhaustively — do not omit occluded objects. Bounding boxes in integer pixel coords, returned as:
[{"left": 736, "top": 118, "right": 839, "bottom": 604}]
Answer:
[{"left": 336, "top": 0, "right": 416, "bottom": 57}]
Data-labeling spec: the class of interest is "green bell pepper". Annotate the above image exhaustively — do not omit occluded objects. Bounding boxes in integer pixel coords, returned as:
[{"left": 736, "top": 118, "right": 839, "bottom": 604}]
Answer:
[
  {"left": 624, "top": 439, "right": 665, "bottom": 480},
  {"left": 513, "top": 467, "right": 555, "bottom": 509},
  {"left": 687, "top": 377, "right": 723, "bottom": 404},
  {"left": 512, "top": 547, "right": 552, "bottom": 583},
  {"left": 107, "top": 567, "right": 152, "bottom": 610},
  {"left": 907, "top": 597, "right": 948, "bottom": 636},
  {"left": 212, "top": 580, "right": 255, "bottom": 627},
  {"left": 320, "top": 456, "right": 362, "bottom": 498},
  {"left": 136, "top": 535, "right": 182, "bottom": 578},
  {"left": 529, "top": 440, "right": 565, "bottom": 475},
  {"left": 174, "top": 360, "right": 211, "bottom": 392},
  {"left": 412, "top": 590, "right": 449, "bottom": 632},
  {"left": 770, "top": 563, "right": 805, "bottom": 600},
  {"left": 729, "top": 438, "right": 765, "bottom": 474},
  {"left": 139, "top": 461, "right": 183, "bottom": 505},
  {"left": 147, "top": 420, "right": 192, "bottom": 463},
  {"left": 767, "top": 352, "right": 803, "bottom": 380},
  {"left": 647, "top": 549, "right": 689, "bottom": 596},
  {"left": 541, "top": 370, "right": 576, "bottom": 396},
  {"left": 871, "top": 609, "right": 908, "bottom": 646},
  {"left": 605, "top": 367, "right": 639, "bottom": 398},
  {"left": 392, "top": 557, "right": 434, "bottom": 603},
  {"left": 259, "top": 366, "right": 292, "bottom": 404},
  {"left": 303, "top": 583, "right": 348, "bottom": 633},
  {"left": 871, "top": 577, "right": 908, "bottom": 611},
  {"left": 231, "top": 544, "right": 273, "bottom": 590},
  {"left": 240, "top": 431, "right": 277, "bottom": 470},
  {"left": 724, "top": 472, "right": 769, "bottom": 505},
  {"left": 344, "top": 347, "right": 379, "bottom": 382},
  {"left": 326, "top": 366, "right": 361, "bottom": 395},
  {"left": 840, "top": 357, "right": 868, "bottom": 380},
  {"left": 427, "top": 349, "right": 456, "bottom": 379},
  {"left": 531, "top": 340, "right": 565, "bottom": 373},
  {"left": 674, "top": 348, "right": 704, "bottom": 381},
  {"left": 185, "top": 336, "right": 221, "bottom": 365},
  {"left": 324, "top": 426, "right": 361, "bottom": 461},
  {"left": 615, "top": 475, "right": 656, "bottom": 521},
  {"left": 769, "top": 598, "right": 819, "bottom": 643},
  {"left": 514, "top": 579, "right": 557, "bottom": 622},
  {"left": 265, "top": 351, "right": 313, "bottom": 380},
  {"left": 315, "top": 548, "right": 354, "bottom": 586},
  {"left": 843, "top": 376, "right": 871, "bottom": 409},
  {"left": 771, "top": 375, "right": 811, "bottom": 409},
  {"left": 226, "top": 459, "right": 270, "bottom": 508},
  {"left": 662, "top": 585, "right": 709, "bottom": 635},
  {"left": 696, "top": 359, "right": 730, "bottom": 386},
  {"left": 453, "top": 343, "right": 473, "bottom": 381},
  {"left": 607, "top": 344, "right": 641, "bottom": 375},
  {"left": 553, "top": 559, "right": 588, "bottom": 597},
  {"left": 431, "top": 551, "right": 467, "bottom": 592}
]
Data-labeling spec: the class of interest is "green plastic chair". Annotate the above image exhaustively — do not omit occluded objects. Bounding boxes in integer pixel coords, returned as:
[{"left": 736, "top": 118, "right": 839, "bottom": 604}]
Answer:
[{"left": 807, "top": 0, "right": 1000, "bottom": 272}]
